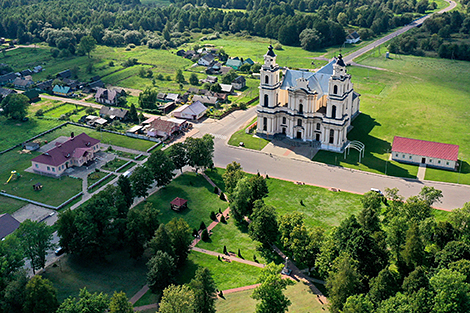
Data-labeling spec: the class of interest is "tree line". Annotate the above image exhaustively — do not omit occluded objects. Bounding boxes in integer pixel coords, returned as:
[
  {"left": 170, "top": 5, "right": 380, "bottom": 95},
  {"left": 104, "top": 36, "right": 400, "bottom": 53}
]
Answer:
[
  {"left": 0, "top": 0, "right": 430, "bottom": 55},
  {"left": 388, "top": 11, "right": 470, "bottom": 61}
]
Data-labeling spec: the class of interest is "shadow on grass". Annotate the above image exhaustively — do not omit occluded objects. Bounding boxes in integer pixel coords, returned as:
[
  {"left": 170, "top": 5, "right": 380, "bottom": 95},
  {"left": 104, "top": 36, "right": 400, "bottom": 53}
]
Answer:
[{"left": 314, "top": 113, "right": 417, "bottom": 179}]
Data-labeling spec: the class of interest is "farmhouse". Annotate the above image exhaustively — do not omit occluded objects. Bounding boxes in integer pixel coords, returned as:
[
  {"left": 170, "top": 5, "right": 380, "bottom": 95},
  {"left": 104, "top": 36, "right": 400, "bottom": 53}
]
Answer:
[
  {"left": 146, "top": 118, "right": 179, "bottom": 140},
  {"left": 31, "top": 133, "right": 100, "bottom": 177},
  {"left": 95, "top": 88, "right": 121, "bottom": 105},
  {"left": 256, "top": 46, "right": 360, "bottom": 153},
  {"left": 226, "top": 58, "right": 243, "bottom": 70},
  {"left": 232, "top": 76, "right": 246, "bottom": 90},
  {"left": 345, "top": 31, "right": 361, "bottom": 44},
  {"left": 0, "top": 72, "right": 17, "bottom": 86},
  {"left": 56, "top": 69, "right": 72, "bottom": 79},
  {"left": 198, "top": 54, "right": 215, "bottom": 66},
  {"left": 0, "top": 214, "right": 20, "bottom": 240},
  {"left": 99, "top": 106, "right": 129, "bottom": 121},
  {"left": 192, "top": 95, "right": 218, "bottom": 106},
  {"left": 0, "top": 87, "right": 16, "bottom": 100},
  {"left": 391, "top": 136, "right": 459, "bottom": 170},
  {"left": 52, "top": 85, "right": 72, "bottom": 97},
  {"left": 13, "top": 77, "right": 34, "bottom": 90},
  {"left": 172, "top": 101, "right": 207, "bottom": 120}
]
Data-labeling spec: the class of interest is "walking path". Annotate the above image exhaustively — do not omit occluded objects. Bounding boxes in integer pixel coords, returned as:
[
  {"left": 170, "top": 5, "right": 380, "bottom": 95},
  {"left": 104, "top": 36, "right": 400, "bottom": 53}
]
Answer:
[{"left": 417, "top": 164, "right": 427, "bottom": 181}]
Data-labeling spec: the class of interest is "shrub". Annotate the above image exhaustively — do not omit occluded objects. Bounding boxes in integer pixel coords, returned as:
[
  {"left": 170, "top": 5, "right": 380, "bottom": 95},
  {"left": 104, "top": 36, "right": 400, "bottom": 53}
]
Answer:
[
  {"left": 35, "top": 109, "right": 44, "bottom": 116},
  {"left": 210, "top": 211, "right": 217, "bottom": 221},
  {"left": 109, "top": 61, "right": 114, "bottom": 67},
  {"left": 201, "top": 229, "right": 209, "bottom": 241},
  {"left": 192, "top": 228, "right": 199, "bottom": 238},
  {"left": 219, "top": 193, "right": 226, "bottom": 201},
  {"left": 220, "top": 215, "right": 226, "bottom": 223},
  {"left": 200, "top": 221, "right": 207, "bottom": 230},
  {"left": 213, "top": 186, "right": 219, "bottom": 194},
  {"left": 223, "top": 245, "right": 228, "bottom": 255}
]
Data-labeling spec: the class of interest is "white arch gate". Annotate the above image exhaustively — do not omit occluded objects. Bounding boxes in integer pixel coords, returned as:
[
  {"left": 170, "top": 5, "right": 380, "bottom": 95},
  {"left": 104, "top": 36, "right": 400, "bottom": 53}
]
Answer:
[{"left": 344, "top": 140, "right": 365, "bottom": 163}]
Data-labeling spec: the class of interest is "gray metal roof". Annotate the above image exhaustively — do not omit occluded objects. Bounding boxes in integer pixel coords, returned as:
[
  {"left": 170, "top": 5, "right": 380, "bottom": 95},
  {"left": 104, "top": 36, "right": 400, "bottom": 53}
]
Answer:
[{"left": 280, "top": 59, "right": 335, "bottom": 97}]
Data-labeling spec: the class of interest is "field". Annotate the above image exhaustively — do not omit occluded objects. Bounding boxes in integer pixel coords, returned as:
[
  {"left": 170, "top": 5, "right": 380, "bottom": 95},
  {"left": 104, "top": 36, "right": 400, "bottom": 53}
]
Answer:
[
  {"left": 41, "top": 252, "right": 148, "bottom": 303},
  {"left": 314, "top": 52, "right": 470, "bottom": 184},
  {"left": 216, "top": 281, "right": 328, "bottom": 313},
  {"left": 134, "top": 172, "right": 228, "bottom": 230}
]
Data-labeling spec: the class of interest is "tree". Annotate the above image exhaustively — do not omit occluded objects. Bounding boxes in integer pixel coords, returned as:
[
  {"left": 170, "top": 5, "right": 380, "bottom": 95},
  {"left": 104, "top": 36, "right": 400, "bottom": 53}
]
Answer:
[
  {"left": 128, "top": 104, "right": 139, "bottom": 123},
  {"left": 147, "top": 149, "right": 175, "bottom": 187},
  {"left": 57, "top": 288, "right": 109, "bottom": 313},
  {"left": 167, "top": 142, "right": 187, "bottom": 173},
  {"left": 189, "top": 73, "right": 199, "bottom": 85},
  {"left": 117, "top": 175, "right": 134, "bottom": 211},
  {"left": 24, "top": 276, "right": 58, "bottom": 313},
  {"left": 109, "top": 292, "right": 133, "bottom": 313},
  {"left": 358, "top": 205, "right": 381, "bottom": 233},
  {"left": 147, "top": 251, "right": 176, "bottom": 293},
  {"left": 435, "top": 240, "right": 470, "bottom": 268},
  {"left": 138, "top": 88, "right": 158, "bottom": 109},
  {"left": 175, "top": 69, "right": 185, "bottom": 83},
  {"left": 418, "top": 186, "right": 443, "bottom": 206},
  {"left": 185, "top": 134, "right": 214, "bottom": 172},
  {"left": 450, "top": 202, "right": 470, "bottom": 242},
  {"left": 222, "top": 161, "right": 244, "bottom": 196},
  {"left": 376, "top": 292, "right": 413, "bottom": 313},
  {"left": 166, "top": 217, "right": 193, "bottom": 267},
  {"left": 158, "top": 285, "right": 195, "bottom": 313},
  {"left": 368, "top": 268, "right": 399, "bottom": 305},
  {"left": 1, "top": 94, "right": 30, "bottom": 120},
  {"left": 342, "top": 294, "right": 374, "bottom": 313},
  {"left": 210, "top": 83, "right": 221, "bottom": 93},
  {"left": 401, "top": 223, "right": 425, "bottom": 270},
  {"left": 2, "top": 270, "right": 29, "bottom": 313},
  {"left": 126, "top": 203, "right": 160, "bottom": 258},
  {"left": 0, "top": 235, "right": 24, "bottom": 290},
  {"left": 189, "top": 267, "right": 217, "bottom": 313},
  {"left": 299, "top": 28, "right": 322, "bottom": 51},
  {"left": 230, "top": 177, "right": 252, "bottom": 221},
  {"left": 278, "top": 212, "right": 305, "bottom": 251},
  {"left": 251, "top": 263, "right": 293, "bottom": 313},
  {"left": 130, "top": 166, "right": 154, "bottom": 198},
  {"left": 290, "top": 225, "right": 324, "bottom": 269},
  {"left": 402, "top": 266, "right": 429, "bottom": 294},
  {"left": 147, "top": 223, "right": 175, "bottom": 259},
  {"left": 78, "top": 35, "right": 97, "bottom": 58},
  {"left": 430, "top": 268, "right": 470, "bottom": 313},
  {"left": 326, "top": 253, "right": 361, "bottom": 313},
  {"left": 16, "top": 219, "right": 54, "bottom": 274},
  {"left": 249, "top": 201, "right": 279, "bottom": 246}
]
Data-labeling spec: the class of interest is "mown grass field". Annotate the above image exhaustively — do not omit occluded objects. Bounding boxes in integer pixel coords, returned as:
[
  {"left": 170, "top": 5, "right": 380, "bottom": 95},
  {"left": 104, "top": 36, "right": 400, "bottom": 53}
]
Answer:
[
  {"left": 42, "top": 252, "right": 148, "bottom": 303},
  {"left": 134, "top": 172, "right": 228, "bottom": 230},
  {"left": 228, "top": 117, "right": 270, "bottom": 151},
  {"left": 216, "top": 281, "right": 328, "bottom": 313},
  {"left": 315, "top": 53, "right": 470, "bottom": 184}
]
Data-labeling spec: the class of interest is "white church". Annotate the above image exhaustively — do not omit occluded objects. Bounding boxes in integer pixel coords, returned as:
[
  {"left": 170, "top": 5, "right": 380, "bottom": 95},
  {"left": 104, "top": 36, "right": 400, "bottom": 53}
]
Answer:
[{"left": 256, "top": 45, "right": 360, "bottom": 153}]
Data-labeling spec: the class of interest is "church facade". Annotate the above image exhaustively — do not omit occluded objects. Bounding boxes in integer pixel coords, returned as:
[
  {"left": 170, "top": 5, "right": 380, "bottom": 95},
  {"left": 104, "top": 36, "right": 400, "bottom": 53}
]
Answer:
[{"left": 256, "top": 46, "right": 360, "bottom": 153}]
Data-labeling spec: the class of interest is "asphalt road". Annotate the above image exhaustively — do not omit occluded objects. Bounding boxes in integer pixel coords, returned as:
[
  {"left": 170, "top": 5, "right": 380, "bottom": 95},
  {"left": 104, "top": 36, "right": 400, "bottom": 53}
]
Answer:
[
  {"left": 195, "top": 107, "right": 470, "bottom": 211},
  {"left": 343, "top": 0, "right": 457, "bottom": 63}
]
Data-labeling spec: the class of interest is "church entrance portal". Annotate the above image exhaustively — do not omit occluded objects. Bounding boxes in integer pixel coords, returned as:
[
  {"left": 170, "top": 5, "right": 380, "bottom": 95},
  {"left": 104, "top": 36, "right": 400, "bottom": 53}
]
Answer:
[
  {"left": 316, "top": 133, "right": 320, "bottom": 141},
  {"left": 421, "top": 158, "right": 426, "bottom": 164},
  {"left": 296, "top": 131, "right": 302, "bottom": 139},
  {"left": 282, "top": 128, "right": 286, "bottom": 135}
]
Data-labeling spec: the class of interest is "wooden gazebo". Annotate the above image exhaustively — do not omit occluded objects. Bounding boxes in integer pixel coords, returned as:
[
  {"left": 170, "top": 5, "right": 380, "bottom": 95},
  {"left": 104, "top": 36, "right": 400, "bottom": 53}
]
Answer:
[{"left": 170, "top": 197, "right": 188, "bottom": 212}]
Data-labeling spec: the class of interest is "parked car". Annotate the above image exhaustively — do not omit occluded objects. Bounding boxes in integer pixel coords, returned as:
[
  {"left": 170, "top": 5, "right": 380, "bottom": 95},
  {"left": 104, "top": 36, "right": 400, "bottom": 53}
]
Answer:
[{"left": 54, "top": 247, "right": 65, "bottom": 256}]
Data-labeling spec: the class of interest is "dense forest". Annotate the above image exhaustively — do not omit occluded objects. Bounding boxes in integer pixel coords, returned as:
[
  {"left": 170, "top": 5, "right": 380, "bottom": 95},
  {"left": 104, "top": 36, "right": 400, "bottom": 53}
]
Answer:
[{"left": 0, "top": 0, "right": 433, "bottom": 54}]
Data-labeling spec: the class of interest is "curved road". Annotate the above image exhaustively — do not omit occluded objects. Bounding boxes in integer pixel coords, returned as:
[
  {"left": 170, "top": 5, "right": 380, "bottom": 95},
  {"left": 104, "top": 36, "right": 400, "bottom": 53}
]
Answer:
[{"left": 344, "top": 0, "right": 457, "bottom": 63}]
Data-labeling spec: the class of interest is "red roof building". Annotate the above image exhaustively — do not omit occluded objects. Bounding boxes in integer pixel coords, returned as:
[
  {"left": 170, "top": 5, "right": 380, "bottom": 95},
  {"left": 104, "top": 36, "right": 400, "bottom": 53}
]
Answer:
[
  {"left": 391, "top": 136, "right": 459, "bottom": 170},
  {"left": 170, "top": 197, "right": 188, "bottom": 212},
  {"left": 31, "top": 133, "right": 100, "bottom": 177}
]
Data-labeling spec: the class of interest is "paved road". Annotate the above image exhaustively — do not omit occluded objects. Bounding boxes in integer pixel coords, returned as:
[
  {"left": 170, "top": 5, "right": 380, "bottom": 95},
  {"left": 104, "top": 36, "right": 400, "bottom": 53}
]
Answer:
[
  {"left": 344, "top": 0, "right": 457, "bottom": 63},
  {"left": 194, "top": 107, "right": 470, "bottom": 210}
]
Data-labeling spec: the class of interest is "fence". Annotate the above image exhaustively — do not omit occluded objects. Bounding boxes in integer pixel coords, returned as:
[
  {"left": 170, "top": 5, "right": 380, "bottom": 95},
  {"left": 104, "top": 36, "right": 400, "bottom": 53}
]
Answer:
[{"left": 87, "top": 173, "right": 115, "bottom": 191}]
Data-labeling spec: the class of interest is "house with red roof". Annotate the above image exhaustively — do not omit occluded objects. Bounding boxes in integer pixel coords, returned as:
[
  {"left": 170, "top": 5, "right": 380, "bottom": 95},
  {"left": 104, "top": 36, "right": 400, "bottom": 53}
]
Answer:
[
  {"left": 31, "top": 133, "right": 100, "bottom": 177},
  {"left": 391, "top": 136, "right": 459, "bottom": 170}
]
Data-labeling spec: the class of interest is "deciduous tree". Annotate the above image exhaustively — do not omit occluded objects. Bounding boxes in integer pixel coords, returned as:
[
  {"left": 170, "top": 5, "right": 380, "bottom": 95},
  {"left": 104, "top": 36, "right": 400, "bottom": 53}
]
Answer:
[
  {"left": 249, "top": 201, "right": 279, "bottom": 247},
  {"left": 1, "top": 94, "right": 30, "bottom": 120},
  {"left": 126, "top": 203, "right": 160, "bottom": 259},
  {"left": 24, "top": 276, "right": 58, "bottom": 313},
  {"left": 57, "top": 288, "right": 109, "bottom": 313},
  {"left": 130, "top": 166, "right": 154, "bottom": 198},
  {"left": 147, "top": 223, "right": 175, "bottom": 259},
  {"left": 166, "top": 218, "right": 192, "bottom": 267},
  {"left": 109, "top": 291, "right": 133, "bottom": 313},
  {"left": 189, "top": 267, "right": 217, "bottom": 313},
  {"left": 159, "top": 285, "right": 195, "bottom": 313},
  {"left": 185, "top": 135, "right": 214, "bottom": 172},
  {"left": 222, "top": 161, "right": 244, "bottom": 196},
  {"left": 147, "top": 251, "right": 176, "bottom": 293},
  {"left": 147, "top": 149, "right": 175, "bottom": 187},
  {"left": 78, "top": 35, "right": 97, "bottom": 58},
  {"left": 167, "top": 142, "right": 187, "bottom": 173}
]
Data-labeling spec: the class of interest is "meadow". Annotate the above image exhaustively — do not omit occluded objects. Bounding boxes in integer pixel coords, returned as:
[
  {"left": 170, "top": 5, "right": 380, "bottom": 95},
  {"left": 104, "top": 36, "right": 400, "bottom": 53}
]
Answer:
[{"left": 315, "top": 52, "right": 470, "bottom": 184}]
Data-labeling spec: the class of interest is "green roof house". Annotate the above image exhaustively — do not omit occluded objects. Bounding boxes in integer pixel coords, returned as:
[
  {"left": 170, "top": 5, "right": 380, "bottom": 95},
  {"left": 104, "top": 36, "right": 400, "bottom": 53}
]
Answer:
[
  {"left": 226, "top": 59, "right": 243, "bottom": 70},
  {"left": 52, "top": 85, "right": 72, "bottom": 97},
  {"left": 243, "top": 58, "right": 255, "bottom": 65}
]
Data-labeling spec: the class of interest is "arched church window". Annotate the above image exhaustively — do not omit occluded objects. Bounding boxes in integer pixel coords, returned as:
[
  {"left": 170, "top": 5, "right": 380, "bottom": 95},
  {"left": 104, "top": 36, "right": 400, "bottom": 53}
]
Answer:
[
  {"left": 282, "top": 117, "right": 286, "bottom": 124},
  {"left": 316, "top": 123, "right": 320, "bottom": 131},
  {"left": 299, "top": 103, "right": 303, "bottom": 114},
  {"left": 329, "top": 129, "right": 335, "bottom": 144},
  {"left": 264, "top": 94, "right": 269, "bottom": 107},
  {"left": 297, "top": 119, "right": 302, "bottom": 127},
  {"left": 332, "top": 105, "right": 337, "bottom": 119},
  {"left": 333, "top": 85, "right": 338, "bottom": 94},
  {"left": 263, "top": 117, "right": 267, "bottom": 131},
  {"left": 265, "top": 75, "right": 269, "bottom": 84}
]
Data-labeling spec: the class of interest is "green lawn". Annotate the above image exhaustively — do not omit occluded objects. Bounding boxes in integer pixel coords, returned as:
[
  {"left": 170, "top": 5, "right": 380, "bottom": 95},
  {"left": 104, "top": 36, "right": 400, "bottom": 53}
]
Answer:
[
  {"left": 116, "top": 161, "right": 135, "bottom": 173},
  {"left": 102, "top": 159, "right": 128, "bottom": 172},
  {"left": 41, "top": 251, "right": 148, "bottom": 303},
  {"left": 206, "top": 168, "right": 364, "bottom": 230},
  {"left": 0, "top": 148, "right": 82, "bottom": 209},
  {"left": 0, "top": 196, "right": 27, "bottom": 215},
  {"left": 87, "top": 171, "right": 108, "bottom": 188},
  {"left": 178, "top": 251, "right": 263, "bottom": 291},
  {"left": 40, "top": 124, "right": 155, "bottom": 152},
  {"left": 88, "top": 174, "right": 117, "bottom": 193},
  {"left": 43, "top": 103, "right": 85, "bottom": 118},
  {"left": 228, "top": 117, "right": 270, "bottom": 151},
  {"left": 197, "top": 217, "right": 279, "bottom": 265},
  {"left": 216, "top": 281, "right": 328, "bottom": 313},
  {"left": 134, "top": 172, "right": 228, "bottom": 230},
  {"left": 197, "top": 35, "right": 327, "bottom": 69},
  {"left": 314, "top": 54, "right": 470, "bottom": 184}
]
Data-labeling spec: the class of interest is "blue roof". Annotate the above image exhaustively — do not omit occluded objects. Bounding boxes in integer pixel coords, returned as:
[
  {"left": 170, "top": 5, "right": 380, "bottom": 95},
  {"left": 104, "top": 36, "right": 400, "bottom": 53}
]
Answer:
[
  {"left": 226, "top": 59, "right": 242, "bottom": 68},
  {"left": 52, "top": 85, "right": 71, "bottom": 94},
  {"left": 280, "top": 59, "right": 335, "bottom": 97}
]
